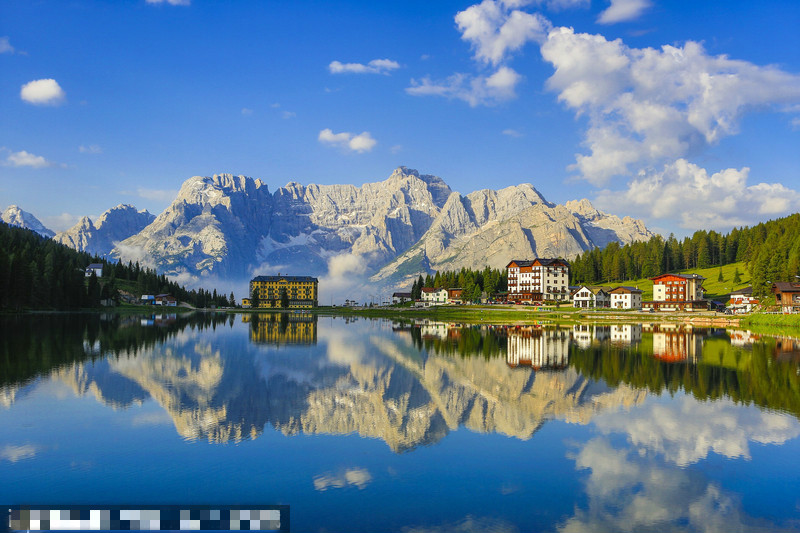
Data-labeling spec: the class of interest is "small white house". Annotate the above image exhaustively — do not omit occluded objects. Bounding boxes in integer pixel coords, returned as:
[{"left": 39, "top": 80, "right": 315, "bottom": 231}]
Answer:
[
  {"left": 572, "top": 285, "right": 610, "bottom": 308},
  {"left": 421, "top": 287, "right": 448, "bottom": 306},
  {"left": 392, "top": 292, "right": 412, "bottom": 304},
  {"left": 85, "top": 263, "right": 103, "bottom": 278},
  {"left": 608, "top": 286, "right": 643, "bottom": 310}
]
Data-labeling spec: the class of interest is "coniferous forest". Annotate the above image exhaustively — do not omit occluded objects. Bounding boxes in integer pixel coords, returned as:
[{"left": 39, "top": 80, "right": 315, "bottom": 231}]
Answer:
[
  {"left": 570, "top": 213, "right": 800, "bottom": 295},
  {"left": 0, "top": 222, "right": 233, "bottom": 310}
]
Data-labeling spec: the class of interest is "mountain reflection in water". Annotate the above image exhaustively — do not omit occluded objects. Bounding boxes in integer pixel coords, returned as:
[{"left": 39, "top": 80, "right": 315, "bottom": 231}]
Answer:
[
  {"left": 1, "top": 314, "right": 800, "bottom": 532},
  {"left": 2, "top": 315, "right": 799, "bottom": 448}
]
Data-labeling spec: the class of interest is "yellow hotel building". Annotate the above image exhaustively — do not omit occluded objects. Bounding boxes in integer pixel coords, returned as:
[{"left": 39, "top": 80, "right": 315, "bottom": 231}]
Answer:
[{"left": 249, "top": 275, "right": 319, "bottom": 309}]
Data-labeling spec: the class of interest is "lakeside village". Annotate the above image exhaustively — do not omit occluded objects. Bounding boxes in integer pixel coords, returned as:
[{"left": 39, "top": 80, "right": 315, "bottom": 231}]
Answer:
[{"left": 234, "top": 258, "right": 800, "bottom": 315}]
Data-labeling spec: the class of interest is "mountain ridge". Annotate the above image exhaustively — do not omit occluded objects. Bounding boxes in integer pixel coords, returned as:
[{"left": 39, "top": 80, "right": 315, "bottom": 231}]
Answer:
[{"left": 6, "top": 167, "right": 655, "bottom": 293}]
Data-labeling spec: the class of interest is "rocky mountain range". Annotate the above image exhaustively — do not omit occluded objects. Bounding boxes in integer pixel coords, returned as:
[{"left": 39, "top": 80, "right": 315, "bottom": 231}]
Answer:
[
  {"left": 3, "top": 167, "right": 654, "bottom": 291},
  {"left": 54, "top": 204, "right": 155, "bottom": 257},
  {"left": 50, "top": 320, "right": 646, "bottom": 449},
  {"left": 1, "top": 205, "right": 55, "bottom": 238}
]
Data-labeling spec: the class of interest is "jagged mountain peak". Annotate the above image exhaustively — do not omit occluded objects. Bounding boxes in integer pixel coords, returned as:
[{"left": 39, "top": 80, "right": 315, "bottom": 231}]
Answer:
[
  {"left": 54, "top": 203, "right": 156, "bottom": 257},
  {"left": 1, "top": 204, "right": 55, "bottom": 238}
]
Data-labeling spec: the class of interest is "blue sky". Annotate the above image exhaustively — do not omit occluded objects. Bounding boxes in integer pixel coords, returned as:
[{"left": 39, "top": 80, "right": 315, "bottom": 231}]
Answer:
[{"left": 1, "top": 0, "right": 799, "bottom": 237}]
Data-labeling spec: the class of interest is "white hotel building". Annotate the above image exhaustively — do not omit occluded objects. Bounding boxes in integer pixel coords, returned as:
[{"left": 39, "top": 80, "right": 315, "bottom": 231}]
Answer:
[{"left": 506, "top": 258, "right": 570, "bottom": 303}]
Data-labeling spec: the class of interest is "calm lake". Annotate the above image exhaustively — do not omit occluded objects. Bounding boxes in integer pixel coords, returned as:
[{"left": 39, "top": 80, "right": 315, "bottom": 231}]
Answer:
[{"left": 1, "top": 313, "right": 800, "bottom": 532}]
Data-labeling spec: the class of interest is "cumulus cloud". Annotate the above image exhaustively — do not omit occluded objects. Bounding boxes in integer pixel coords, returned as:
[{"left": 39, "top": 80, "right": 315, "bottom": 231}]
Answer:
[
  {"left": 328, "top": 58, "right": 400, "bottom": 75},
  {"left": 0, "top": 36, "right": 14, "bottom": 54},
  {"left": 407, "top": 66, "right": 522, "bottom": 107},
  {"left": 318, "top": 129, "right": 377, "bottom": 153},
  {"left": 594, "top": 159, "right": 800, "bottom": 230},
  {"left": 3, "top": 149, "right": 54, "bottom": 168},
  {"left": 318, "top": 252, "right": 371, "bottom": 305},
  {"left": 20, "top": 78, "right": 65, "bottom": 105},
  {"left": 313, "top": 468, "right": 372, "bottom": 491},
  {"left": 455, "top": 0, "right": 551, "bottom": 65},
  {"left": 79, "top": 144, "right": 102, "bottom": 154},
  {"left": 560, "top": 437, "right": 786, "bottom": 533},
  {"left": 540, "top": 28, "right": 800, "bottom": 184},
  {"left": 145, "top": 0, "right": 190, "bottom": 5},
  {"left": 592, "top": 395, "right": 800, "bottom": 466},
  {"left": 597, "top": 0, "right": 652, "bottom": 24}
]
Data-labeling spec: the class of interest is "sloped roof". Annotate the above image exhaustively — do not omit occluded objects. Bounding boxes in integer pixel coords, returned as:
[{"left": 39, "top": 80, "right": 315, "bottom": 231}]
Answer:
[
  {"left": 773, "top": 282, "right": 800, "bottom": 293},
  {"left": 609, "top": 286, "right": 642, "bottom": 294}
]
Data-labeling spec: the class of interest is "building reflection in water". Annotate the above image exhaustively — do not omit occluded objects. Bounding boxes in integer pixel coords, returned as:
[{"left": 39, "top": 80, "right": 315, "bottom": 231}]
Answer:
[
  {"left": 644, "top": 324, "right": 708, "bottom": 363},
  {"left": 506, "top": 326, "right": 570, "bottom": 370},
  {"left": 243, "top": 312, "right": 318, "bottom": 345}
]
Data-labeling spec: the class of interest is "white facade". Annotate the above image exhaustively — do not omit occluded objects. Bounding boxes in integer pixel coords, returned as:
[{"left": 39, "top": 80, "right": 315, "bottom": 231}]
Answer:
[
  {"left": 507, "top": 259, "right": 570, "bottom": 302},
  {"left": 572, "top": 286, "right": 610, "bottom": 308},
  {"left": 610, "top": 324, "right": 642, "bottom": 344},
  {"left": 609, "top": 287, "right": 642, "bottom": 309},
  {"left": 421, "top": 288, "right": 448, "bottom": 305},
  {"left": 506, "top": 329, "right": 570, "bottom": 369}
]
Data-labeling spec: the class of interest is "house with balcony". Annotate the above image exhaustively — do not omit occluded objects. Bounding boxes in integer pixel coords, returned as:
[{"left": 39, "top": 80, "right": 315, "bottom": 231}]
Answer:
[
  {"left": 643, "top": 273, "right": 707, "bottom": 312},
  {"left": 773, "top": 282, "right": 800, "bottom": 314},
  {"left": 727, "top": 287, "right": 758, "bottom": 314},
  {"left": 447, "top": 288, "right": 464, "bottom": 304},
  {"left": 421, "top": 287, "right": 448, "bottom": 306},
  {"left": 506, "top": 258, "right": 570, "bottom": 303},
  {"left": 572, "top": 285, "right": 610, "bottom": 308}
]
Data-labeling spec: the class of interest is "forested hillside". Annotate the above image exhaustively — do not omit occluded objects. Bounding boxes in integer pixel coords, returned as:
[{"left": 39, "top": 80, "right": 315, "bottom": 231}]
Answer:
[
  {"left": 570, "top": 213, "right": 800, "bottom": 295},
  {"left": 0, "top": 222, "right": 232, "bottom": 310}
]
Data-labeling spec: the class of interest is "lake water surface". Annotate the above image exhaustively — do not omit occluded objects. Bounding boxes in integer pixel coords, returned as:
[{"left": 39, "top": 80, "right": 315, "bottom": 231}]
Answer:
[{"left": 1, "top": 313, "right": 800, "bottom": 532}]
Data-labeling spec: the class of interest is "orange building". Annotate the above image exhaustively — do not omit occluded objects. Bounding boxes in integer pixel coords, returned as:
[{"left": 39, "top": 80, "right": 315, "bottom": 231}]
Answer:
[{"left": 643, "top": 273, "right": 707, "bottom": 312}]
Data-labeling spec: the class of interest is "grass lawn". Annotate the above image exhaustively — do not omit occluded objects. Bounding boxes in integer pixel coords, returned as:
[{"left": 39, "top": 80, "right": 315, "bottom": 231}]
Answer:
[{"left": 587, "top": 261, "right": 752, "bottom": 301}]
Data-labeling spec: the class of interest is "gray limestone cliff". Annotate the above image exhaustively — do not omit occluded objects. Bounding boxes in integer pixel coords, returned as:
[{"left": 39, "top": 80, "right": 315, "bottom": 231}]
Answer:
[
  {"left": 46, "top": 167, "right": 653, "bottom": 288},
  {"left": 54, "top": 204, "right": 154, "bottom": 257}
]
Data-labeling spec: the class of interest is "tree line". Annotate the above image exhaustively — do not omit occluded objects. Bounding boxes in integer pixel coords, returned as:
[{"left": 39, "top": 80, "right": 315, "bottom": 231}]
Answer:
[
  {"left": 570, "top": 213, "right": 800, "bottom": 295},
  {"left": 410, "top": 266, "right": 508, "bottom": 302},
  {"left": 0, "top": 222, "right": 234, "bottom": 310}
]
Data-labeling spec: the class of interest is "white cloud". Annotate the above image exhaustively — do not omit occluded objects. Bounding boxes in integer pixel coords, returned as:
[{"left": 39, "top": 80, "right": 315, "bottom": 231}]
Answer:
[
  {"left": 318, "top": 252, "right": 370, "bottom": 304},
  {"left": 328, "top": 58, "right": 400, "bottom": 75},
  {"left": 560, "top": 437, "right": 787, "bottom": 533},
  {"left": 406, "top": 66, "right": 522, "bottom": 107},
  {"left": 313, "top": 467, "right": 372, "bottom": 491},
  {"left": 318, "top": 129, "right": 377, "bottom": 153},
  {"left": 0, "top": 36, "right": 14, "bottom": 54},
  {"left": 502, "top": 128, "right": 523, "bottom": 137},
  {"left": 4, "top": 149, "right": 53, "bottom": 168},
  {"left": 145, "top": 0, "right": 190, "bottom": 5},
  {"left": 592, "top": 395, "right": 800, "bottom": 466},
  {"left": 540, "top": 28, "right": 800, "bottom": 184},
  {"left": 79, "top": 144, "right": 103, "bottom": 154},
  {"left": 594, "top": 159, "right": 800, "bottom": 230},
  {"left": 455, "top": 0, "right": 551, "bottom": 65},
  {"left": 0, "top": 444, "right": 38, "bottom": 463},
  {"left": 20, "top": 78, "right": 66, "bottom": 106},
  {"left": 597, "top": 0, "right": 652, "bottom": 24},
  {"left": 241, "top": 107, "right": 253, "bottom": 116},
  {"left": 281, "top": 110, "right": 296, "bottom": 119}
]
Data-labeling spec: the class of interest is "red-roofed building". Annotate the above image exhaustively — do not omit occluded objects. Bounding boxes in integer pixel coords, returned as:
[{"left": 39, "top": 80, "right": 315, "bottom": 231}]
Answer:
[
  {"left": 643, "top": 273, "right": 707, "bottom": 312},
  {"left": 506, "top": 258, "right": 570, "bottom": 303}
]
